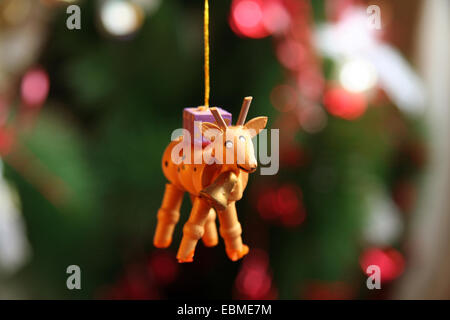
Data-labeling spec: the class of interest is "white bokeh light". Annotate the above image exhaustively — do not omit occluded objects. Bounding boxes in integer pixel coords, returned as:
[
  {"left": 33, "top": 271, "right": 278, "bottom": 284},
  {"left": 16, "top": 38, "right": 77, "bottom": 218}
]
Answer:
[
  {"left": 339, "top": 59, "right": 378, "bottom": 93},
  {"left": 316, "top": 7, "right": 426, "bottom": 114},
  {"left": 100, "top": 0, "right": 142, "bottom": 37}
]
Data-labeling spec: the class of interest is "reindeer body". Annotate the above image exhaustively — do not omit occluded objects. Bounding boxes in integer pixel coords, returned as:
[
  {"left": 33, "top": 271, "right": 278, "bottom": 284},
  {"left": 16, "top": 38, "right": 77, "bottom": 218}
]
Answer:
[
  {"left": 153, "top": 97, "right": 267, "bottom": 262},
  {"left": 161, "top": 138, "right": 249, "bottom": 197}
]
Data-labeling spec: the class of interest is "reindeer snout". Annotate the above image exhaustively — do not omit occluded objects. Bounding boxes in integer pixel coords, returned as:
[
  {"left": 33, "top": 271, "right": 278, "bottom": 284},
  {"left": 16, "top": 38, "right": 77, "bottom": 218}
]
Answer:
[{"left": 237, "top": 164, "right": 257, "bottom": 173}]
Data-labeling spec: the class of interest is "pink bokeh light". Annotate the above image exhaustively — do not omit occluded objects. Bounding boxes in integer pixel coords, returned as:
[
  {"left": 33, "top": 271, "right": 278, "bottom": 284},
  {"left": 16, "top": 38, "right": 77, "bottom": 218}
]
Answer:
[
  {"left": 230, "top": 0, "right": 290, "bottom": 39},
  {"left": 360, "top": 247, "right": 405, "bottom": 282},
  {"left": 21, "top": 68, "right": 50, "bottom": 108}
]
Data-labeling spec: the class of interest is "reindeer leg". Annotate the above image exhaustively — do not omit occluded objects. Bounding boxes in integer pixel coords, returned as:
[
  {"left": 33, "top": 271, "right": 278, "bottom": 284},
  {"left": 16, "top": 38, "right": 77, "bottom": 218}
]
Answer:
[
  {"left": 202, "top": 208, "right": 219, "bottom": 247},
  {"left": 153, "top": 183, "right": 184, "bottom": 248},
  {"left": 189, "top": 196, "right": 218, "bottom": 248},
  {"left": 177, "top": 197, "right": 211, "bottom": 263},
  {"left": 217, "top": 202, "right": 249, "bottom": 261}
]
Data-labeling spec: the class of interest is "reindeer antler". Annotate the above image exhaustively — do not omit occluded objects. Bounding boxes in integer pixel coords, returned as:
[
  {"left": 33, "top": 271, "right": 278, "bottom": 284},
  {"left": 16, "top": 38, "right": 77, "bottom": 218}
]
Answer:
[
  {"left": 210, "top": 107, "right": 228, "bottom": 130},
  {"left": 237, "top": 96, "right": 253, "bottom": 126}
]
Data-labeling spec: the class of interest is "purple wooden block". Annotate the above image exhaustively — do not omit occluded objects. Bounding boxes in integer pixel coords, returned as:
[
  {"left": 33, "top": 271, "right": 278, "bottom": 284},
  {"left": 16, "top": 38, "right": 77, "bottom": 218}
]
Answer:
[{"left": 183, "top": 107, "right": 232, "bottom": 146}]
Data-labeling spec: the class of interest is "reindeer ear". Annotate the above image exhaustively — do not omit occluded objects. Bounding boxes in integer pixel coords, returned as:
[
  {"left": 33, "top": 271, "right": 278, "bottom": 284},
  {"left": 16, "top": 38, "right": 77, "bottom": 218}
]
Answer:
[
  {"left": 244, "top": 116, "right": 268, "bottom": 137},
  {"left": 201, "top": 122, "right": 223, "bottom": 141}
]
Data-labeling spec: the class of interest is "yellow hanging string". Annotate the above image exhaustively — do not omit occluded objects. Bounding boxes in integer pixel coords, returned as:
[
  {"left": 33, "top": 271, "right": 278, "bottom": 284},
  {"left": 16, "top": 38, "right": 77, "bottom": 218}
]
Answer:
[{"left": 204, "top": 0, "right": 210, "bottom": 107}]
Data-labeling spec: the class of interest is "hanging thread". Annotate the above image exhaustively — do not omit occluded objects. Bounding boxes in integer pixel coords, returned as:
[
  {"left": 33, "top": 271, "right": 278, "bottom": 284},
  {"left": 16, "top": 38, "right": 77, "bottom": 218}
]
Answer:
[{"left": 204, "top": 0, "right": 210, "bottom": 107}]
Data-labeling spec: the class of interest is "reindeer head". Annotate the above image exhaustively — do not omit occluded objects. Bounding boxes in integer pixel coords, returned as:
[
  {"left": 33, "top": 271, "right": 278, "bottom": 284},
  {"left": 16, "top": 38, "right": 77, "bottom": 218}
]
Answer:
[{"left": 200, "top": 97, "right": 267, "bottom": 173}]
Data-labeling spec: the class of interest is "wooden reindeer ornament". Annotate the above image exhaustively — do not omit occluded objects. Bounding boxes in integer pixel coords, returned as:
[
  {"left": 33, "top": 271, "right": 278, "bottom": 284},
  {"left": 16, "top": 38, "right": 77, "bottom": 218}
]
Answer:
[{"left": 154, "top": 97, "right": 268, "bottom": 262}]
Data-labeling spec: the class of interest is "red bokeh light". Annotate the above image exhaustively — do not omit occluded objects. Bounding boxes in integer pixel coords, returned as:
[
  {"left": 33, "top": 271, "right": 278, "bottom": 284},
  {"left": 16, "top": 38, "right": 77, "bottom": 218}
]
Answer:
[
  {"left": 230, "top": 0, "right": 290, "bottom": 39},
  {"left": 0, "top": 128, "right": 14, "bottom": 155},
  {"left": 235, "top": 249, "right": 277, "bottom": 299},
  {"left": 234, "top": 1, "right": 263, "bottom": 29},
  {"left": 148, "top": 251, "right": 179, "bottom": 285},
  {"left": 276, "top": 40, "right": 306, "bottom": 70},
  {"left": 297, "top": 68, "right": 324, "bottom": 101},
  {"left": 256, "top": 184, "right": 306, "bottom": 227},
  {"left": 257, "top": 188, "right": 278, "bottom": 221},
  {"left": 262, "top": 1, "right": 290, "bottom": 34},
  {"left": 298, "top": 104, "right": 327, "bottom": 134},
  {"left": 280, "top": 146, "right": 306, "bottom": 167},
  {"left": 240, "top": 265, "right": 272, "bottom": 298},
  {"left": 289, "top": 19, "right": 311, "bottom": 43},
  {"left": 116, "top": 265, "right": 159, "bottom": 300},
  {"left": 323, "top": 87, "right": 367, "bottom": 120},
  {"left": 230, "top": 0, "right": 268, "bottom": 39},
  {"left": 360, "top": 247, "right": 405, "bottom": 282},
  {"left": 21, "top": 67, "right": 50, "bottom": 108}
]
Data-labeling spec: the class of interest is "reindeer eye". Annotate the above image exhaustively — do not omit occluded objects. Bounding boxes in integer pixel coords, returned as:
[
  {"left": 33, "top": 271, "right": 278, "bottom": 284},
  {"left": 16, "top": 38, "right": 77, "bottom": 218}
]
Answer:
[
  {"left": 239, "top": 135, "right": 246, "bottom": 143},
  {"left": 225, "top": 140, "right": 233, "bottom": 149}
]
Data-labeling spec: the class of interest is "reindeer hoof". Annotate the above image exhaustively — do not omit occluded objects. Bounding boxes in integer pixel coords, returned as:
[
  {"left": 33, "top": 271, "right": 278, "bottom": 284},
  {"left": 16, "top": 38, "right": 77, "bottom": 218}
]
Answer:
[
  {"left": 154, "top": 238, "right": 172, "bottom": 248},
  {"left": 177, "top": 250, "right": 195, "bottom": 263},
  {"left": 202, "top": 238, "right": 219, "bottom": 247},
  {"left": 226, "top": 244, "right": 249, "bottom": 261}
]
